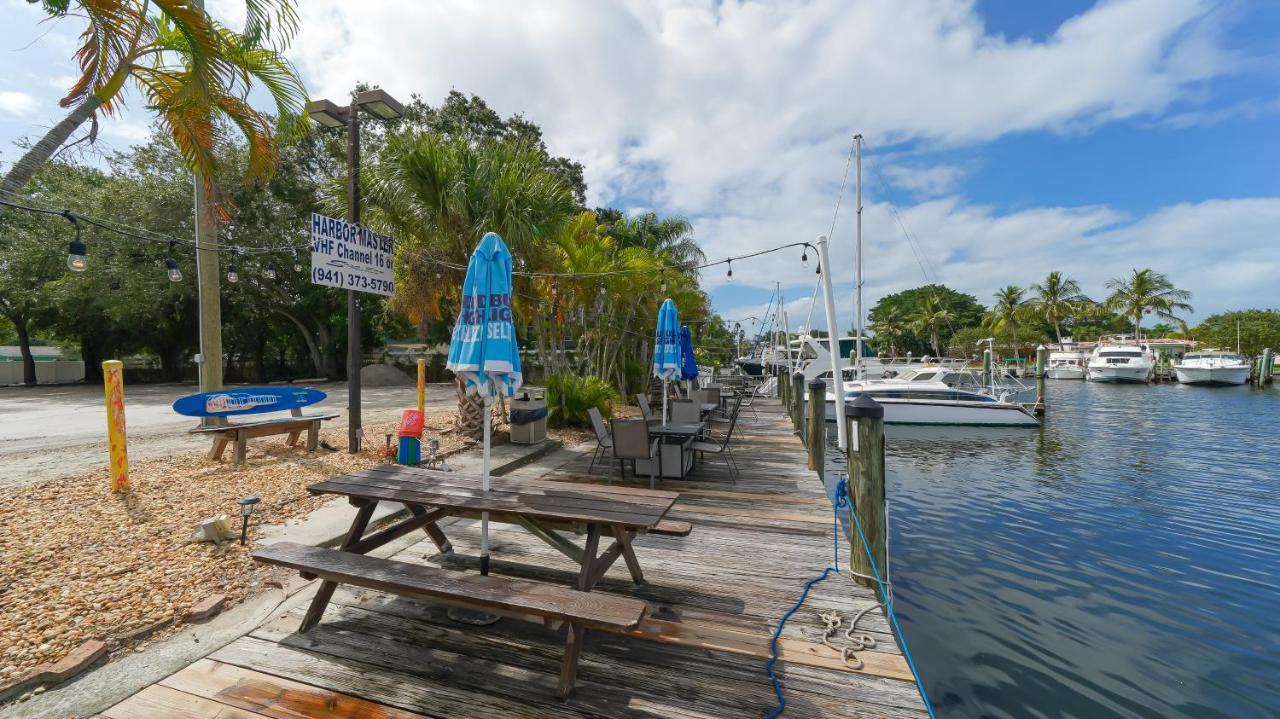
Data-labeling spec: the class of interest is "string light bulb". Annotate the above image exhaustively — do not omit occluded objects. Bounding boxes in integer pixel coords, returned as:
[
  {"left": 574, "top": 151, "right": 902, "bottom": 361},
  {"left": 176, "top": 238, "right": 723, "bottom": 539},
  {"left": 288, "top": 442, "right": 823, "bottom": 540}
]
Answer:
[
  {"left": 801, "top": 245, "right": 809, "bottom": 270},
  {"left": 293, "top": 250, "right": 303, "bottom": 273},
  {"left": 165, "top": 241, "right": 182, "bottom": 282},
  {"left": 659, "top": 270, "right": 668, "bottom": 294},
  {"left": 63, "top": 212, "right": 86, "bottom": 272},
  {"left": 227, "top": 248, "right": 241, "bottom": 284},
  {"left": 726, "top": 259, "right": 733, "bottom": 281},
  {"left": 264, "top": 261, "right": 277, "bottom": 280}
]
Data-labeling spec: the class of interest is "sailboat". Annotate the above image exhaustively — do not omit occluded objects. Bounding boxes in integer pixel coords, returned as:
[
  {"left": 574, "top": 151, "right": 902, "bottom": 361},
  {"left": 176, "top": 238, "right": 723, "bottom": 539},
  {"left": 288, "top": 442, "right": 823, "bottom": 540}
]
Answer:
[{"left": 804, "top": 134, "right": 1040, "bottom": 426}]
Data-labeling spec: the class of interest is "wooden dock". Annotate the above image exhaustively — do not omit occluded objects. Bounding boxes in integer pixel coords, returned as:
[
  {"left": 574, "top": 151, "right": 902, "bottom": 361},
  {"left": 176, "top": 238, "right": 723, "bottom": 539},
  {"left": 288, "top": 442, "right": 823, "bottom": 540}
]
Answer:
[{"left": 103, "top": 399, "right": 927, "bottom": 718}]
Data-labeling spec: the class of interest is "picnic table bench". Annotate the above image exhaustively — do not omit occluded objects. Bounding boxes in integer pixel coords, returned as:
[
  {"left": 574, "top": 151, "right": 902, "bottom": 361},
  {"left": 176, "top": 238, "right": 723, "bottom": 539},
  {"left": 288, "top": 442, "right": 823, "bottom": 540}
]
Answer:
[
  {"left": 252, "top": 464, "right": 687, "bottom": 698},
  {"left": 172, "top": 386, "right": 338, "bottom": 464}
]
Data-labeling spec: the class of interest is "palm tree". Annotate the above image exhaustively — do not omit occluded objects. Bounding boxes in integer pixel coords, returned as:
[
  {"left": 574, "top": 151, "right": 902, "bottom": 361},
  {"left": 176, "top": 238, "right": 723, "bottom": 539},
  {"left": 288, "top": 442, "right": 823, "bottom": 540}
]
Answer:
[
  {"left": 1104, "top": 269, "right": 1194, "bottom": 340},
  {"left": 909, "top": 296, "right": 955, "bottom": 357},
  {"left": 607, "top": 212, "right": 705, "bottom": 270},
  {"left": 1, "top": 1, "right": 305, "bottom": 198},
  {"left": 1029, "top": 271, "right": 1091, "bottom": 342},
  {"left": 983, "top": 285, "right": 1031, "bottom": 357},
  {"left": 365, "top": 134, "right": 578, "bottom": 440},
  {"left": 868, "top": 308, "right": 908, "bottom": 357}
]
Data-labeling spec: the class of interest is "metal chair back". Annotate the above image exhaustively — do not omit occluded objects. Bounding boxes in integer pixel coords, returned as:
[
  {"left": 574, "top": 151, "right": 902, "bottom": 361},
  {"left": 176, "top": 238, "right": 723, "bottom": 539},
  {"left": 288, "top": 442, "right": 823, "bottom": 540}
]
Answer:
[
  {"left": 587, "top": 407, "right": 611, "bottom": 447},
  {"left": 611, "top": 419, "right": 653, "bottom": 460},
  {"left": 636, "top": 394, "right": 655, "bottom": 421},
  {"left": 669, "top": 399, "right": 700, "bottom": 424}
]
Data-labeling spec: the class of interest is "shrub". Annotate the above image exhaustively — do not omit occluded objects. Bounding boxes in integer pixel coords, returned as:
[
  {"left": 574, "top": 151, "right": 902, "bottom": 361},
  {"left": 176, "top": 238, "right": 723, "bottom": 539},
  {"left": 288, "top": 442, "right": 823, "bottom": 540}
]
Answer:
[{"left": 545, "top": 374, "right": 621, "bottom": 429}]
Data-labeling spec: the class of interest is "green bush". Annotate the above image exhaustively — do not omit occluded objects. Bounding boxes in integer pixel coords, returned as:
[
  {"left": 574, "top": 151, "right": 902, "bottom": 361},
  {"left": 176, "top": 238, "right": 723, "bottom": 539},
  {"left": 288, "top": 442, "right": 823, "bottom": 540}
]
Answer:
[{"left": 546, "top": 374, "right": 621, "bottom": 429}]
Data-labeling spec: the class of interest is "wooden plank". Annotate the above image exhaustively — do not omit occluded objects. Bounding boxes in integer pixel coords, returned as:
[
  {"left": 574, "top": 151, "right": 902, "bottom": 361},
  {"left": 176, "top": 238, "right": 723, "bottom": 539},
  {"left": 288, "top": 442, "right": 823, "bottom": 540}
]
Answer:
[
  {"left": 357, "top": 464, "right": 682, "bottom": 503},
  {"left": 160, "top": 659, "right": 433, "bottom": 719},
  {"left": 253, "top": 542, "right": 647, "bottom": 630},
  {"left": 667, "top": 487, "right": 830, "bottom": 505},
  {"left": 310, "top": 477, "right": 671, "bottom": 529},
  {"left": 330, "top": 468, "right": 680, "bottom": 516},
  {"left": 667, "top": 503, "right": 833, "bottom": 525},
  {"left": 102, "top": 683, "right": 270, "bottom": 719},
  {"left": 189, "top": 413, "right": 339, "bottom": 433},
  {"left": 622, "top": 617, "right": 913, "bottom": 681}
]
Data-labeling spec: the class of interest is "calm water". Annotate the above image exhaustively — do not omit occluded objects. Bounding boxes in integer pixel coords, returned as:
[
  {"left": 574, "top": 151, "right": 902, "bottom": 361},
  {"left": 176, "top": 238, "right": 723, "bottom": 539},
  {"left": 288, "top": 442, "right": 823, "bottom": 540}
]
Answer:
[{"left": 825, "top": 381, "right": 1280, "bottom": 719}]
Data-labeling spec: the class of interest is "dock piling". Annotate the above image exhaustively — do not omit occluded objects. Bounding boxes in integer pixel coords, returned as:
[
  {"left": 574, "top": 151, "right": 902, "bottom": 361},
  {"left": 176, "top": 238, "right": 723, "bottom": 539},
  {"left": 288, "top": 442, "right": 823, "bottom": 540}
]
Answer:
[
  {"left": 1034, "top": 344, "right": 1047, "bottom": 416},
  {"left": 807, "top": 380, "right": 825, "bottom": 474},
  {"left": 845, "top": 396, "right": 886, "bottom": 592},
  {"left": 791, "top": 372, "right": 805, "bottom": 435},
  {"left": 982, "top": 348, "right": 992, "bottom": 386}
]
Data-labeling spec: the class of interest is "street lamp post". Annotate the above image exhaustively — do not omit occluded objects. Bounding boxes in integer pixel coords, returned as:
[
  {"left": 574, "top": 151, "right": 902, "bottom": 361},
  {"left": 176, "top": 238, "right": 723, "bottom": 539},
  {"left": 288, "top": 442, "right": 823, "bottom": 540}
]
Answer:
[{"left": 306, "top": 88, "right": 404, "bottom": 454}]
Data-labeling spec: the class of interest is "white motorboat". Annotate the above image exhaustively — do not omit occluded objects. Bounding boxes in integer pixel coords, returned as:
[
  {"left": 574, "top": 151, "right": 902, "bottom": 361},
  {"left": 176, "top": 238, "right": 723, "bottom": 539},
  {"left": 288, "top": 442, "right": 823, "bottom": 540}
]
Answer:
[
  {"left": 1046, "top": 340, "right": 1088, "bottom": 380},
  {"left": 807, "top": 367, "right": 1040, "bottom": 426},
  {"left": 1086, "top": 338, "right": 1155, "bottom": 383},
  {"left": 1174, "top": 350, "right": 1250, "bottom": 386}
]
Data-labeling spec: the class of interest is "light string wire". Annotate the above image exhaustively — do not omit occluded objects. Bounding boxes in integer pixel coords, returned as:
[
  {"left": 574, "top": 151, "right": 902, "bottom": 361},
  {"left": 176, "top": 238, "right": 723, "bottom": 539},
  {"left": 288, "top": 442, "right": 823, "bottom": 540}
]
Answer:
[{"left": 1, "top": 188, "right": 816, "bottom": 283}]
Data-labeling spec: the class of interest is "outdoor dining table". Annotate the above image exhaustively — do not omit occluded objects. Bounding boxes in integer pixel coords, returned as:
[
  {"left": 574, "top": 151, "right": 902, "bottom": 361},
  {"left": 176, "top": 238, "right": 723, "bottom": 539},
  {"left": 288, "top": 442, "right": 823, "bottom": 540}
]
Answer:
[
  {"left": 305, "top": 464, "right": 680, "bottom": 592},
  {"left": 645, "top": 421, "right": 706, "bottom": 479}
]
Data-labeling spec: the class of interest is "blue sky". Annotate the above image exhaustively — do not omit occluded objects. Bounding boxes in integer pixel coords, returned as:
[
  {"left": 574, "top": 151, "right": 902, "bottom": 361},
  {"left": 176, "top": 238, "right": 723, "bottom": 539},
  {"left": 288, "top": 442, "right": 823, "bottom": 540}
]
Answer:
[{"left": 2, "top": 0, "right": 1278, "bottom": 334}]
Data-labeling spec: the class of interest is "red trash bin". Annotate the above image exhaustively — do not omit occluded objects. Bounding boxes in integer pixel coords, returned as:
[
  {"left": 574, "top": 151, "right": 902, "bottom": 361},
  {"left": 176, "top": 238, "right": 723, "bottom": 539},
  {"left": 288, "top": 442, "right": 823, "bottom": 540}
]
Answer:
[{"left": 398, "top": 409, "right": 424, "bottom": 438}]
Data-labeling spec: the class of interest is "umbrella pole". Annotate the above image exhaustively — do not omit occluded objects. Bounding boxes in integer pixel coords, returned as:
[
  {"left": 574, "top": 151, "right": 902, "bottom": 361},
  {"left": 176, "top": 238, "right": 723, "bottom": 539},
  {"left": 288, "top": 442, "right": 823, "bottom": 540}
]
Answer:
[
  {"left": 662, "top": 379, "right": 668, "bottom": 427},
  {"left": 481, "top": 391, "right": 492, "bottom": 576}
]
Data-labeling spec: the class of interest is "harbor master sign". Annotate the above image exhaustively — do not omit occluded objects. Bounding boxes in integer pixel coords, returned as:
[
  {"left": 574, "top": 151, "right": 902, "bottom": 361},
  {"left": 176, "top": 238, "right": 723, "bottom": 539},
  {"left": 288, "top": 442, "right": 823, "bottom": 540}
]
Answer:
[{"left": 310, "top": 212, "right": 395, "bottom": 296}]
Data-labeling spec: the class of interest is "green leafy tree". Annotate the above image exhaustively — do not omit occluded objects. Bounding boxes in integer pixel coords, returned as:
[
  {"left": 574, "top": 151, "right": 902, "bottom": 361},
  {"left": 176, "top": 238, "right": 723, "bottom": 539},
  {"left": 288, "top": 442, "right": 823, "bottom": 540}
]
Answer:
[
  {"left": 983, "top": 285, "right": 1037, "bottom": 358},
  {"left": 0, "top": 162, "right": 111, "bottom": 383},
  {"left": 867, "top": 284, "right": 984, "bottom": 356},
  {"left": 1028, "top": 271, "right": 1091, "bottom": 342},
  {"left": 1192, "top": 310, "right": 1280, "bottom": 357},
  {"left": 2, "top": 0, "right": 306, "bottom": 198},
  {"left": 1104, "top": 269, "right": 1193, "bottom": 340},
  {"left": 365, "top": 133, "right": 578, "bottom": 439},
  {"left": 909, "top": 296, "right": 956, "bottom": 357},
  {"left": 867, "top": 307, "right": 909, "bottom": 357}
]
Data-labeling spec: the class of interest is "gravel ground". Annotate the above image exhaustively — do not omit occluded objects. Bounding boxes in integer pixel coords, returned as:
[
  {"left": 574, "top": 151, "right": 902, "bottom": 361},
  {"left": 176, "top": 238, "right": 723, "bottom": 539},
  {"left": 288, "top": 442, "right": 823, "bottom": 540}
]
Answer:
[{"left": 0, "top": 409, "right": 470, "bottom": 684}]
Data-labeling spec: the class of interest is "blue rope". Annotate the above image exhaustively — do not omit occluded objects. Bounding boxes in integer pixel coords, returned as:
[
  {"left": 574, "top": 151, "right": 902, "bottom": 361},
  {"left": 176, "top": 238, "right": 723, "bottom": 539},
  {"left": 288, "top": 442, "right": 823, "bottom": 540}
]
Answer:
[
  {"left": 762, "top": 476, "right": 938, "bottom": 719},
  {"left": 762, "top": 479, "right": 848, "bottom": 719}
]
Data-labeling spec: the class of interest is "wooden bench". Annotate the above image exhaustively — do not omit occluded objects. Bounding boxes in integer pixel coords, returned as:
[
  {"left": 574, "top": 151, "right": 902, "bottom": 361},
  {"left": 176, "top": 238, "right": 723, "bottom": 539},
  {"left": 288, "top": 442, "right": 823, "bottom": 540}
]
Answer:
[
  {"left": 254, "top": 541, "right": 648, "bottom": 699},
  {"left": 173, "top": 387, "right": 338, "bottom": 464},
  {"left": 650, "top": 519, "right": 692, "bottom": 537}
]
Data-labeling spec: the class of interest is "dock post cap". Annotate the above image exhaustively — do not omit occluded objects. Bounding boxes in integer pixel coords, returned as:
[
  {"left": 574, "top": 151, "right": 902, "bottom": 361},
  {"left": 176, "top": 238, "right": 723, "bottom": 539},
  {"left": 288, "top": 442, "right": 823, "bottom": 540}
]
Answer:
[
  {"left": 807, "top": 379, "right": 826, "bottom": 390},
  {"left": 791, "top": 371, "right": 805, "bottom": 381},
  {"left": 844, "top": 394, "right": 884, "bottom": 419}
]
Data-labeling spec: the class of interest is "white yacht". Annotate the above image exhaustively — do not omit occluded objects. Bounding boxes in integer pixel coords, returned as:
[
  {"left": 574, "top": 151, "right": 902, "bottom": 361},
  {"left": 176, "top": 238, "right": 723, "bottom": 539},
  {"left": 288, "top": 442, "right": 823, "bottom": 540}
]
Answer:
[
  {"left": 808, "top": 367, "right": 1040, "bottom": 426},
  {"left": 1045, "top": 340, "right": 1088, "bottom": 380},
  {"left": 792, "top": 334, "right": 963, "bottom": 382},
  {"left": 1174, "top": 350, "right": 1250, "bottom": 386},
  {"left": 1086, "top": 338, "right": 1155, "bottom": 383}
]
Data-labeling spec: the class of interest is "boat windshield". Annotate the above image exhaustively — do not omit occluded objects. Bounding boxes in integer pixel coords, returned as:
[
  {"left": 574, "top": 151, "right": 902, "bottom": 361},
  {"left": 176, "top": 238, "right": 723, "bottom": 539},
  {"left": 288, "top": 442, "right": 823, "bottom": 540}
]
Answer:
[{"left": 1099, "top": 351, "right": 1143, "bottom": 358}]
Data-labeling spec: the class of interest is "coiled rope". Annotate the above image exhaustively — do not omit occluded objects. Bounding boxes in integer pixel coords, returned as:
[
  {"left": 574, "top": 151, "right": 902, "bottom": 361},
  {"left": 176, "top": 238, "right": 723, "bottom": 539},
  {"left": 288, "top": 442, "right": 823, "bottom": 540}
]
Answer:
[{"left": 762, "top": 475, "right": 938, "bottom": 719}]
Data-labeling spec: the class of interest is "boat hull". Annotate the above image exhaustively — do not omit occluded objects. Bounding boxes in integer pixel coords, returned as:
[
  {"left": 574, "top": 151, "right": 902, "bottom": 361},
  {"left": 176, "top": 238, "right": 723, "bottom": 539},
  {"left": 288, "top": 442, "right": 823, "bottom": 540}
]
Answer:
[
  {"left": 1174, "top": 366, "right": 1250, "bottom": 386},
  {"left": 735, "top": 360, "right": 764, "bottom": 377},
  {"left": 816, "top": 398, "right": 1039, "bottom": 426},
  {"left": 1045, "top": 366, "right": 1085, "bottom": 380},
  {"left": 1086, "top": 365, "right": 1152, "bottom": 383}
]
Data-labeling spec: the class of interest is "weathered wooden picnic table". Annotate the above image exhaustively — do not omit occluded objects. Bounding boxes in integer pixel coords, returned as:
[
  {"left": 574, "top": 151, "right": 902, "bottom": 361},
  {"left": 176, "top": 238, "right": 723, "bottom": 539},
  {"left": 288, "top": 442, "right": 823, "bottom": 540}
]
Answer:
[{"left": 252, "top": 464, "right": 687, "bottom": 697}]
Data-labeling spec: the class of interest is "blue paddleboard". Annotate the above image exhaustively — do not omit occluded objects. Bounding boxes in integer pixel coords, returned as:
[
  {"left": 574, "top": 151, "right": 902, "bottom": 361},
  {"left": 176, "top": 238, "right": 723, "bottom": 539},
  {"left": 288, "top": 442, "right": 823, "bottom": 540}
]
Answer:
[{"left": 172, "top": 387, "right": 327, "bottom": 418}]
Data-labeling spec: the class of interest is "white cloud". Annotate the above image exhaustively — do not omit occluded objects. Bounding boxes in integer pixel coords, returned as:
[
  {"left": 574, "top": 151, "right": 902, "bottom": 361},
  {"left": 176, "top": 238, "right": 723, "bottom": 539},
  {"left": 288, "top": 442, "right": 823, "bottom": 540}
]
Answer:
[
  {"left": 0, "top": 90, "right": 36, "bottom": 118},
  {"left": 2, "top": 0, "right": 1266, "bottom": 324}
]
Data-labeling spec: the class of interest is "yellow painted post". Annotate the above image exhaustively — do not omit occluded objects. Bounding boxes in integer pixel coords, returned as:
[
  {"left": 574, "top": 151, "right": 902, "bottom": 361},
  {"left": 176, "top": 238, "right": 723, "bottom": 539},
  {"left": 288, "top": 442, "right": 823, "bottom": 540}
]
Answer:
[
  {"left": 416, "top": 358, "right": 426, "bottom": 415},
  {"left": 102, "top": 360, "right": 129, "bottom": 492}
]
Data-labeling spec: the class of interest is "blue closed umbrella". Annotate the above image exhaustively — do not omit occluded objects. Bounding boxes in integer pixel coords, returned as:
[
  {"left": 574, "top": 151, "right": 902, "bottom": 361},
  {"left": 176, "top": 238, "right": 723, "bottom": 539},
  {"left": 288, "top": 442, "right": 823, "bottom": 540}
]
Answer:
[
  {"left": 679, "top": 326, "right": 698, "bottom": 382},
  {"left": 446, "top": 231, "right": 522, "bottom": 578},
  {"left": 653, "top": 299, "right": 681, "bottom": 425}
]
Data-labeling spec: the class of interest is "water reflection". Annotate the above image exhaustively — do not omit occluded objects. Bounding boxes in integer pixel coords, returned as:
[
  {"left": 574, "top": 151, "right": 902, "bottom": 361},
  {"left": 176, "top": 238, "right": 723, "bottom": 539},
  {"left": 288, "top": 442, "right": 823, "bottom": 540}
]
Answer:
[{"left": 838, "top": 381, "right": 1280, "bottom": 719}]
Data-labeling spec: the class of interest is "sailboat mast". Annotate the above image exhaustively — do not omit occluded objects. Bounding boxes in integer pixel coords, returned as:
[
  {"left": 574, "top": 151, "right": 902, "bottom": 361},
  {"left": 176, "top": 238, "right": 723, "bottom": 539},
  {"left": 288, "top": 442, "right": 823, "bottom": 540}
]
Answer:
[{"left": 854, "top": 134, "right": 864, "bottom": 380}]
